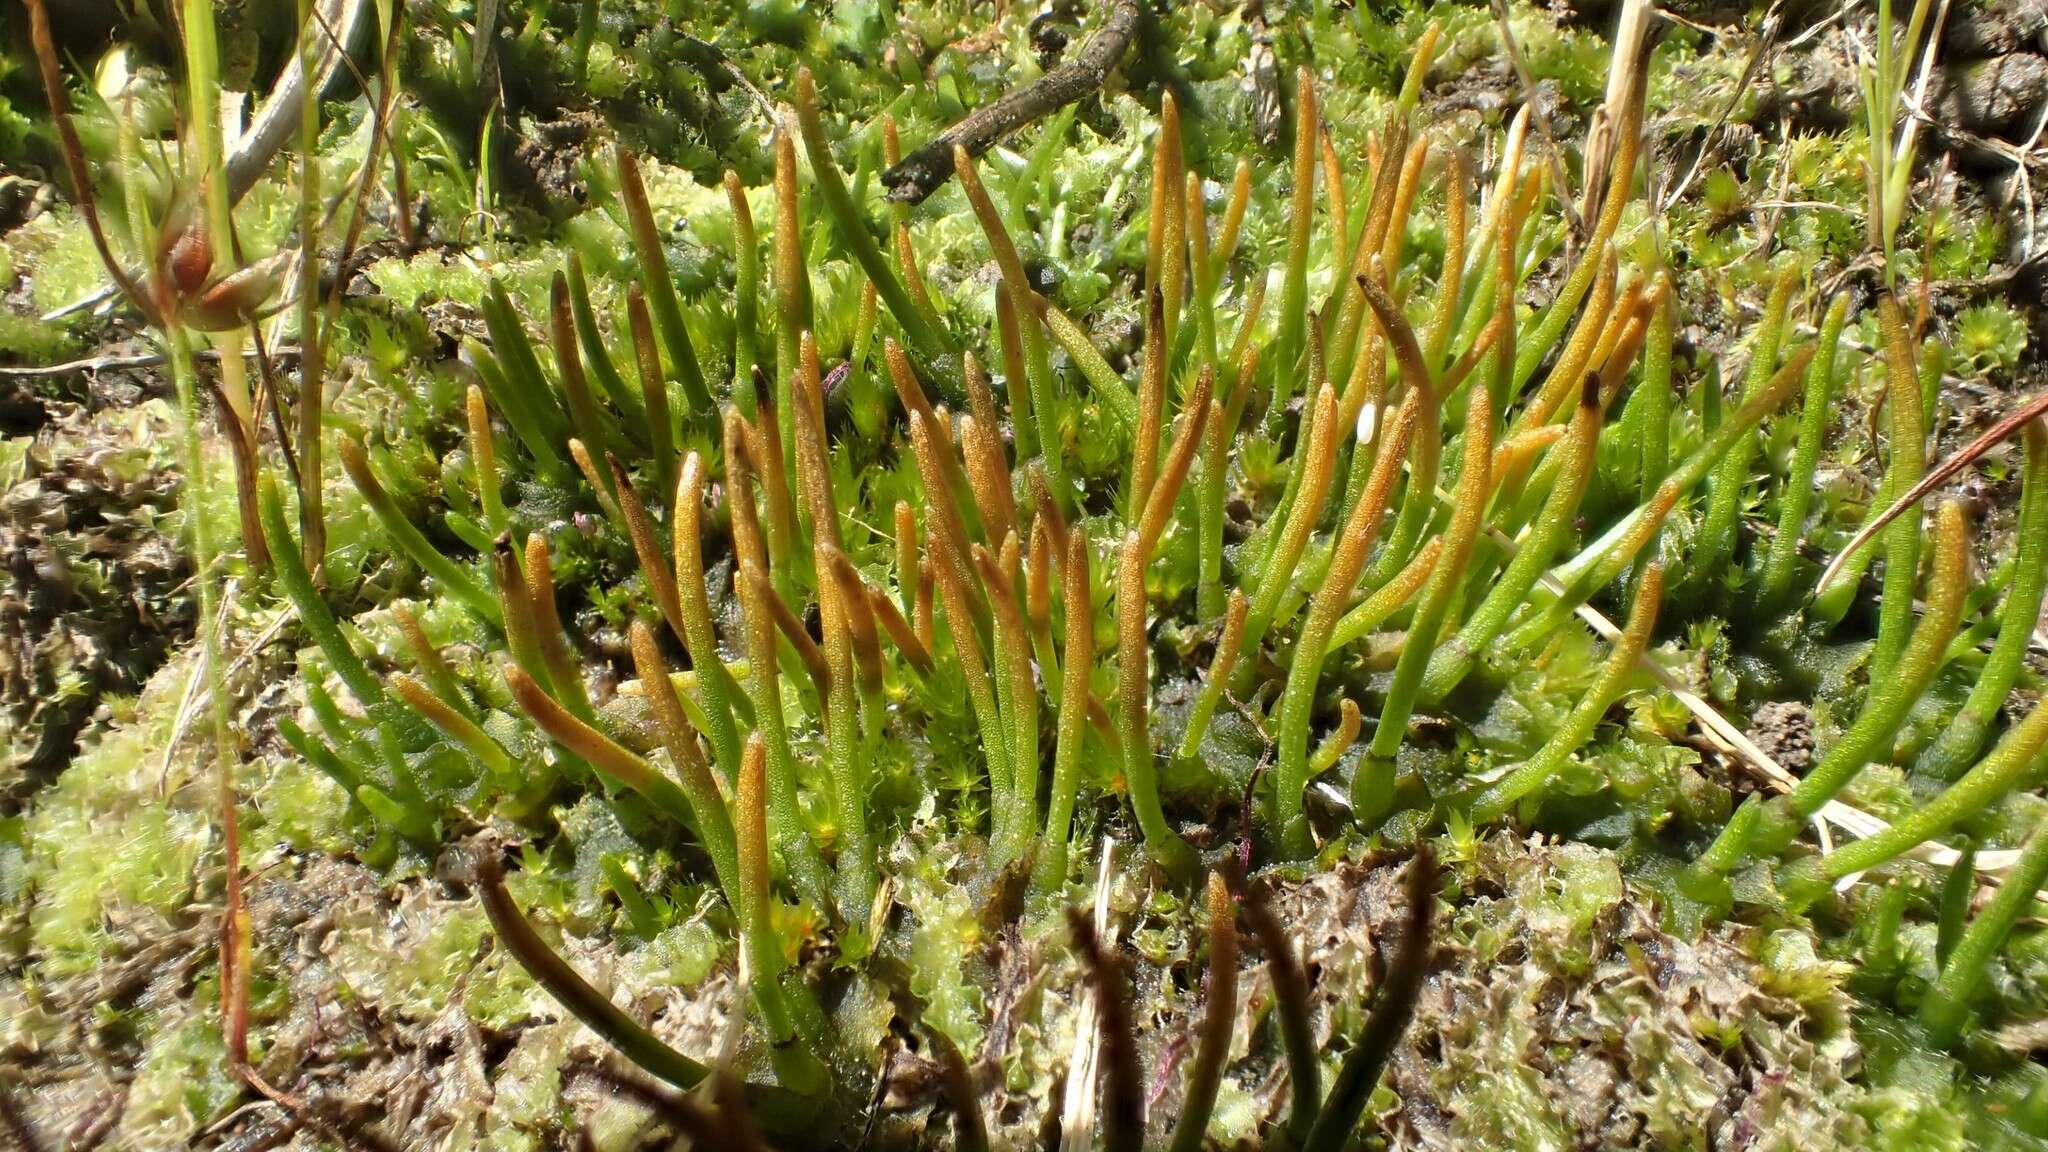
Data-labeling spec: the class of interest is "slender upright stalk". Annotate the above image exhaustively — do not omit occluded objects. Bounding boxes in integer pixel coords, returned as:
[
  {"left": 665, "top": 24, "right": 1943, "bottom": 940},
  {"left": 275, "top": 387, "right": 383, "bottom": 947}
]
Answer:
[
  {"left": 1696, "top": 264, "right": 1798, "bottom": 587},
  {"left": 1704, "top": 500, "right": 1971, "bottom": 867},
  {"left": 1038, "top": 532, "right": 1095, "bottom": 895},
  {"left": 734, "top": 736, "right": 831, "bottom": 1095},
  {"left": 1271, "top": 388, "right": 1422, "bottom": 856},
  {"left": 1361, "top": 307, "right": 1493, "bottom": 825},
  {"left": 672, "top": 454, "right": 746, "bottom": 781},
  {"left": 1276, "top": 67, "right": 1318, "bottom": 386},
  {"left": 791, "top": 342, "right": 876, "bottom": 916},
  {"left": 773, "top": 131, "right": 809, "bottom": 459},
  {"left": 523, "top": 534, "right": 593, "bottom": 720},
  {"left": 973, "top": 536, "right": 1039, "bottom": 866},
  {"left": 1236, "top": 385, "right": 1340, "bottom": 680},
  {"left": 726, "top": 413, "right": 835, "bottom": 912},
  {"left": 1919, "top": 420, "right": 2048, "bottom": 779},
  {"left": 1511, "top": 128, "right": 1639, "bottom": 392},
  {"left": 1759, "top": 292, "right": 1851, "bottom": 609},
  {"left": 1471, "top": 564, "right": 1663, "bottom": 822},
  {"left": 1870, "top": 293, "right": 1928, "bottom": 684},
  {"left": 1196, "top": 393, "right": 1229, "bottom": 620},
  {"left": 1921, "top": 816, "right": 2048, "bottom": 1046},
  {"left": 292, "top": 0, "right": 325, "bottom": 573},
  {"left": 1115, "top": 372, "right": 1212, "bottom": 878},
  {"left": 617, "top": 149, "right": 712, "bottom": 416},
  {"left": 1166, "top": 871, "right": 1240, "bottom": 1152},
  {"left": 725, "top": 171, "right": 762, "bottom": 415}
]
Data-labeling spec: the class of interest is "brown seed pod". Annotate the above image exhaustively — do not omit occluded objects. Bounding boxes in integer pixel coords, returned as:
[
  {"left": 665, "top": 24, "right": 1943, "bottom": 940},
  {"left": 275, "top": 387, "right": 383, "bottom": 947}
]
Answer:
[{"left": 166, "top": 226, "right": 212, "bottom": 296}]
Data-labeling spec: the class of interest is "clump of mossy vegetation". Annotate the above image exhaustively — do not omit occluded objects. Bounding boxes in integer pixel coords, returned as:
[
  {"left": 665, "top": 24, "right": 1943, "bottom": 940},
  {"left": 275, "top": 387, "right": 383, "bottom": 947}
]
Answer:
[{"left": 5, "top": 0, "right": 2048, "bottom": 1147}]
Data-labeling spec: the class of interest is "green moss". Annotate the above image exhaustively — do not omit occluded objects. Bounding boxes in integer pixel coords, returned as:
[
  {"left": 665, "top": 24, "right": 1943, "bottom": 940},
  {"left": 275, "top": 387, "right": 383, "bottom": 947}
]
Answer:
[
  {"left": 892, "top": 827, "right": 986, "bottom": 1055},
  {"left": 482, "top": 1021, "right": 578, "bottom": 1151},
  {"left": 117, "top": 1011, "right": 240, "bottom": 1146},
  {"left": 0, "top": 309, "right": 83, "bottom": 362},
  {"left": 248, "top": 752, "right": 358, "bottom": 856},
  {"left": 331, "top": 898, "right": 493, "bottom": 1020},
  {"left": 6, "top": 210, "right": 114, "bottom": 314},
  {"left": 22, "top": 676, "right": 208, "bottom": 974}
]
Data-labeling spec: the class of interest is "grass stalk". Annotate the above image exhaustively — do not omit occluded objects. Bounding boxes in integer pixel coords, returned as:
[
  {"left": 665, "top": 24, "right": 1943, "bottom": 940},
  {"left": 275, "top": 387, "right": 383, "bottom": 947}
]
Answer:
[
  {"left": 1511, "top": 127, "right": 1639, "bottom": 392},
  {"left": 391, "top": 674, "right": 511, "bottom": 780},
  {"left": 1329, "top": 536, "right": 1444, "bottom": 651},
  {"left": 1035, "top": 295, "right": 1140, "bottom": 430},
  {"left": 1870, "top": 293, "right": 1929, "bottom": 684},
  {"left": 567, "top": 253, "right": 649, "bottom": 444},
  {"left": 549, "top": 272, "right": 619, "bottom": 486},
  {"left": 973, "top": 536, "right": 1039, "bottom": 867}
]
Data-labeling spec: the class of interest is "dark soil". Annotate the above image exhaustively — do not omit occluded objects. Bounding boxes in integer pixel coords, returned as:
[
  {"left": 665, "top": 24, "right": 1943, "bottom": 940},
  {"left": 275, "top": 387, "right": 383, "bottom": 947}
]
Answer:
[{"left": 1, "top": 369, "right": 193, "bottom": 798}]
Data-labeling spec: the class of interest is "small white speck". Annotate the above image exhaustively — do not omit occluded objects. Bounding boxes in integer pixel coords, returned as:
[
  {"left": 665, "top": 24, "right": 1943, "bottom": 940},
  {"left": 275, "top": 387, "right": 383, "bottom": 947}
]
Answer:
[{"left": 1356, "top": 401, "right": 1378, "bottom": 446}]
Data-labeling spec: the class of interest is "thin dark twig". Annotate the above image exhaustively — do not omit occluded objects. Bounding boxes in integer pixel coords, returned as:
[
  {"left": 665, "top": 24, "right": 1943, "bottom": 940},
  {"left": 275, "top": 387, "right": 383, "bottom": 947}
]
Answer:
[
  {"left": 1300, "top": 844, "right": 1439, "bottom": 1152},
  {"left": 882, "top": 0, "right": 1146, "bottom": 203},
  {"left": 21, "top": 0, "right": 157, "bottom": 324},
  {"left": 1817, "top": 404, "right": 2048, "bottom": 592},
  {"left": 319, "top": 0, "right": 407, "bottom": 330},
  {"left": 247, "top": 322, "right": 302, "bottom": 489},
  {"left": 566, "top": 1063, "right": 730, "bottom": 1148},
  {"left": 470, "top": 849, "right": 711, "bottom": 1091},
  {"left": 1068, "top": 908, "right": 1144, "bottom": 1152},
  {"left": 0, "top": 1076, "right": 50, "bottom": 1152},
  {"left": 0, "top": 345, "right": 302, "bottom": 380},
  {"left": 1241, "top": 878, "right": 1320, "bottom": 1142}
]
